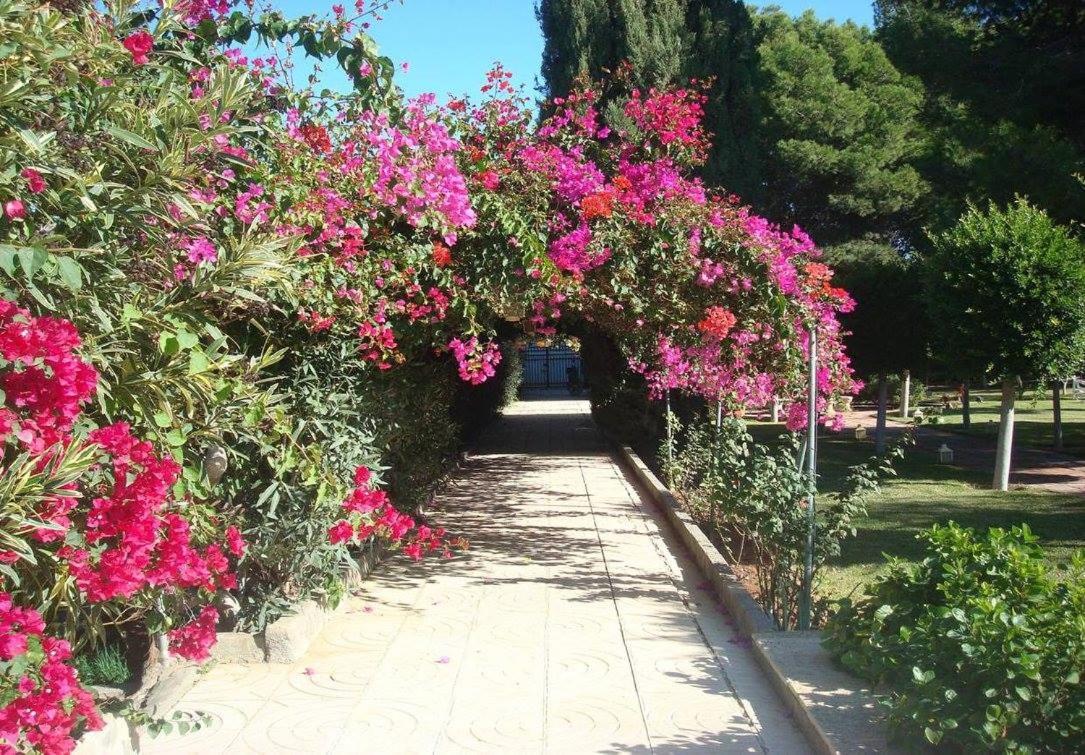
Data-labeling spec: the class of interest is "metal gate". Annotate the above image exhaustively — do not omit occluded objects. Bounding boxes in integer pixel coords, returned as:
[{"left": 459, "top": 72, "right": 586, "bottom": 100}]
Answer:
[{"left": 522, "top": 345, "right": 582, "bottom": 389}]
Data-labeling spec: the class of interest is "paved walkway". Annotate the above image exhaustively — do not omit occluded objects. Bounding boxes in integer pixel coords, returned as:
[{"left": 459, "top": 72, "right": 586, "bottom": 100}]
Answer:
[{"left": 143, "top": 398, "right": 805, "bottom": 754}]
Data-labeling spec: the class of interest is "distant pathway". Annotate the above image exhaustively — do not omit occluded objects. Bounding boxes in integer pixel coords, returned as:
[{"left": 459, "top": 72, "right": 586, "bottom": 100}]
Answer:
[
  {"left": 848, "top": 409, "right": 1085, "bottom": 496},
  {"left": 143, "top": 398, "right": 805, "bottom": 754}
]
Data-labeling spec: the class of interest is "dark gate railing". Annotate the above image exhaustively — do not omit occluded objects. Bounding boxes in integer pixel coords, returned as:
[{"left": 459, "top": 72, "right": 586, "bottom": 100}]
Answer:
[{"left": 522, "top": 346, "right": 582, "bottom": 389}]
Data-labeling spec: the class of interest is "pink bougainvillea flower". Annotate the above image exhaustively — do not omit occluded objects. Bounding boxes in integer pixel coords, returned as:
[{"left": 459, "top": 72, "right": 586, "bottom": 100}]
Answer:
[
  {"left": 3, "top": 199, "right": 25, "bottom": 220},
  {"left": 20, "top": 169, "right": 45, "bottom": 194},
  {"left": 225, "top": 525, "right": 246, "bottom": 558},
  {"left": 122, "top": 30, "right": 154, "bottom": 65},
  {"left": 168, "top": 606, "right": 219, "bottom": 661},
  {"left": 328, "top": 520, "right": 354, "bottom": 544}
]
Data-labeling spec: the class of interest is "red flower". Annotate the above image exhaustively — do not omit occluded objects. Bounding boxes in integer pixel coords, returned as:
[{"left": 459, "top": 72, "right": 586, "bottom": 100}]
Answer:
[
  {"left": 697, "top": 306, "right": 737, "bottom": 341},
  {"left": 167, "top": 606, "right": 218, "bottom": 661},
  {"left": 431, "top": 242, "right": 452, "bottom": 268},
  {"left": 353, "top": 466, "right": 372, "bottom": 486},
  {"left": 477, "top": 170, "right": 500, "bottom": 191},
  {"left": 122, "top": 30, "right": 154, "bottom": 66},
  {"left": 581, "top": 190, "right": 616, "bottom": 220},
  {"left": 298, "top": 123, "right": 332, "bottom": 154},
  {"left": 20, "top": 169, "right": 45, "bottom": 194},
  {"left": 225, "top": 526, "right": 246, "bottom": 558},
  {"left": 328, "top": 520, "right": 354, "bottom": 544}
]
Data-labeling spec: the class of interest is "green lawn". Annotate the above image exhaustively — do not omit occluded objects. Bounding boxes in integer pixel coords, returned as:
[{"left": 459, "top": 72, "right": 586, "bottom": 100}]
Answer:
[
  {"left": 931, "top": 386, "right": 1085, "bottom": 458},
  {"left": 750, "top": 423, "right": 1085, "bottom": 601}
]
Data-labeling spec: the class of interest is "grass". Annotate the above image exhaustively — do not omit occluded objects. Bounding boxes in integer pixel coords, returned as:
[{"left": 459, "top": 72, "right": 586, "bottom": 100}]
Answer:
[
  {"left": 750, "top": 422, "right": 1085, "bottom": 601},
  {"left": 931, "top": 386, "right": 1085, "bottom": 458}
]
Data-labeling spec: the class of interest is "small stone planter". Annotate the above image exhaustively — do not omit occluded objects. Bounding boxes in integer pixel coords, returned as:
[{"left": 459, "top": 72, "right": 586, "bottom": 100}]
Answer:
[
  {"left": 212, "top": 545, "right": 387, "bottom": 665},
  {"left": 127, "top": 545, "right": 388, "bottom": 739},
  {"left": 73, "top": 713, "right": 138, "bottom": 755}
]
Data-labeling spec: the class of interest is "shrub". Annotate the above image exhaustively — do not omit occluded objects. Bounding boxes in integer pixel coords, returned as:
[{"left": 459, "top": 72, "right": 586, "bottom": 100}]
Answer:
[
  {"left": 72, "top": 646, "right": 131, "bottom": 688},
  {"left": 665, "top": 413, "right": 906, "bottom": 628},
  {"left": 824, "top": 523, "right": 1085, "bottom": 751}
]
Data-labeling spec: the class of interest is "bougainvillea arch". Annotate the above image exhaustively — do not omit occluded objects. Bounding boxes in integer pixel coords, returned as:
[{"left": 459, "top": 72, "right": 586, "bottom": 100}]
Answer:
[{"left": 0, "top": 2, "right": 856, "bottom": 751}]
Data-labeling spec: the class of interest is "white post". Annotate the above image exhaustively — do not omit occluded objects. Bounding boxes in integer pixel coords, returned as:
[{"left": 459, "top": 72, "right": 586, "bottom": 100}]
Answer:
[
  {"left": 993, "top": 377, "right": 1018, "bottom": 491},
  {"left": 799, "top": 326, "right": 818, "bottom": 631},
  {"left": 770, "top": 396, "right": 780, "bottom": 423},
  {"left": 899, "top": 369, "right": 911, "bottom": 419},
  {"left": 1053, "top": 381, "right": 1064, "bottom": 452},
  {"left": 665, "top": 390, "right": 674, "bottom": 488}
]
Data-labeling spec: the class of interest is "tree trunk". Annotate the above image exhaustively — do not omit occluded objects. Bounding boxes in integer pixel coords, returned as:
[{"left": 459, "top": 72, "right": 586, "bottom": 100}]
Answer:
[
  {"left": 899, "top": 369, "right": 911, "bottom": 419},
  {"left": 961, "top": 380, "right": 971, "bottom": 429},
  {"left": 875, "top": 372, "right": 888, "bottom": 455},
  {"left": 1053, "top": 381, "right": 1063, "bottom": 452},
  {"left": 993, "top": 377, "right": 1019, "bottom": 491}
]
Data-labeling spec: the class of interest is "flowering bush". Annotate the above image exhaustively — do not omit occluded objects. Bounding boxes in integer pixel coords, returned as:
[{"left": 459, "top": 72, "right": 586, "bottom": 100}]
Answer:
[
  {"left": 0, "top": 1, "right": 859, "bottom": 749},
  {"left": 663, "top": 414, "right": 909, "bottom": 628},
  {"left": 328, "top": 465, "right": 458, "bottom": 560},
  {"left": 0, "top": 595, "right": 102, "bottom": 755},
  {"left": 0, "top": 301, "right": 236, "bottom": 683}
]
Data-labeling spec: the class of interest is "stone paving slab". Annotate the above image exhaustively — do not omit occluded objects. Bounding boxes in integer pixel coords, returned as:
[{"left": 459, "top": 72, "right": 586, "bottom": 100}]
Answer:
[
  {"left": 752, "top": 632, "right": 902, "bottom": 755},
  {"left": 141, "top": 398, "right": 807, "bottom": 754}
]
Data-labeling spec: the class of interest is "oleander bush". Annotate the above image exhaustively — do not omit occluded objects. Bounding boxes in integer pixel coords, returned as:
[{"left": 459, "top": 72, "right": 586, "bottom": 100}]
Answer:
[{"left": 824, "top": 523, "right": 1085, "bottom": 752}]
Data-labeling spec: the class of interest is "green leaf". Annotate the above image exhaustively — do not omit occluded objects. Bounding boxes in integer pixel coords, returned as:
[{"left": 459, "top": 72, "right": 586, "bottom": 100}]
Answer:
[
  {"left": 56, "top": 256, "right": 82, "bottom": 290},
  {"left": 105, "top": 125, "right": 157, "bottom": 151},
  {"left": 158, "top": 333, "right": 180, "bottom": 356},
  {"left": 17, "top": 246, "right": 48, "bottom": 279},
  {"left": 175, "top": 330, "right": 199, "bottom": 350},
  {"left": 187, "top": 350, "right": 210, "bottom": 375}
]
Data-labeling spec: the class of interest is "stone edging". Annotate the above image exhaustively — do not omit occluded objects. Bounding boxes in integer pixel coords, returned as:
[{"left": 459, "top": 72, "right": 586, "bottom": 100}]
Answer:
[{"left": 614, "top": 442, "right": 897, "bottom": 755}]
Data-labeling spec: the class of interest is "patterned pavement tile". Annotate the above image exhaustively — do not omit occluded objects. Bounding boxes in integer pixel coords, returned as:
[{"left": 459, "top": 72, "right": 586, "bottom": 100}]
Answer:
[{"left": 141, "top": 398, "right": 804, "bottom": 755}]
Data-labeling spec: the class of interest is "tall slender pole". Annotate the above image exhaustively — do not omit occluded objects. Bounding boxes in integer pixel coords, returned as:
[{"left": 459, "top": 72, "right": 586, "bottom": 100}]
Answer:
[
  {"left": 799, "top": 326, "right": 818, "bottom": 630},
  {"left": 665, "top": 390, "right": 675, "bottom": 488},
  {"left": 714, "top": 399, "right": 724, "bottom": 479}
]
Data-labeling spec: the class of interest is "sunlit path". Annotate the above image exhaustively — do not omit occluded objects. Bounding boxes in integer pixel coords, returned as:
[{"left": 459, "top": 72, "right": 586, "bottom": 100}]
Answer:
[{"left": 142, "top": 398, "right": 805, "bottom": 754}]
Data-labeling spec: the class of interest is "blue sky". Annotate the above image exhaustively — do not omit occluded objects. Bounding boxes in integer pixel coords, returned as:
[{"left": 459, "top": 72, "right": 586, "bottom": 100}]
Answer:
[{"left": 271, "top": 1, "right": 876, "bottom": 100}]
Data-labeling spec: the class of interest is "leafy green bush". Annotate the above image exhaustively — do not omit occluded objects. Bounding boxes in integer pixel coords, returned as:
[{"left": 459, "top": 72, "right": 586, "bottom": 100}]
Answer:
[
  {"left": 824, "top": 523, "right": 1085, "bottom": 751},
  {"left": 665, "top": 414, "right": 906, "bottom": 628}
]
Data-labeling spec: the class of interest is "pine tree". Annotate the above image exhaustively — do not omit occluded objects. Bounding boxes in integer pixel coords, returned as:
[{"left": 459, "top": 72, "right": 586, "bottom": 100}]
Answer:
[{"left": 537, "top": 0, "right": 615, "bottom": 99}]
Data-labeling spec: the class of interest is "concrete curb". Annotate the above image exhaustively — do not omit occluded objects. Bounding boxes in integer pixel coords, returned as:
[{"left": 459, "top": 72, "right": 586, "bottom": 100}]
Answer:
[{"left": 615, "top": 442, "right": 898, "bottom": 755}]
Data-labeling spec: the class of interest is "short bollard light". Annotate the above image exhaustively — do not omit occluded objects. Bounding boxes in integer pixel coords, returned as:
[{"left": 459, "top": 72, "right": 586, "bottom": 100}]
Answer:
[
  {"left": 854, "top": 425, "right": 867, "bottom": 440},
  {"left": 203, "top": 443, "right": 228, "bottom": 485},
  {"left": 938, "top": 443, "right": 954, "bottom": 464}
]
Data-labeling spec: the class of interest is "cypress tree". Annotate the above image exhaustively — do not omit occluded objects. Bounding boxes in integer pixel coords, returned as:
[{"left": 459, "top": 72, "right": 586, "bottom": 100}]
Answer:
[{"left": 538, "top": 0, "right": 761, "bottom": 200}]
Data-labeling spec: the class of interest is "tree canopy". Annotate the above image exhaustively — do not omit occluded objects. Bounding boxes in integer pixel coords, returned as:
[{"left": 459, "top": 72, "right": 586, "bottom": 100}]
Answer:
[
  {"left": 924, "top": 199, "right": 1085, "bottom": 383},
  {"left": 752, "top": 10, "right": 927, "bottom": 244}
]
